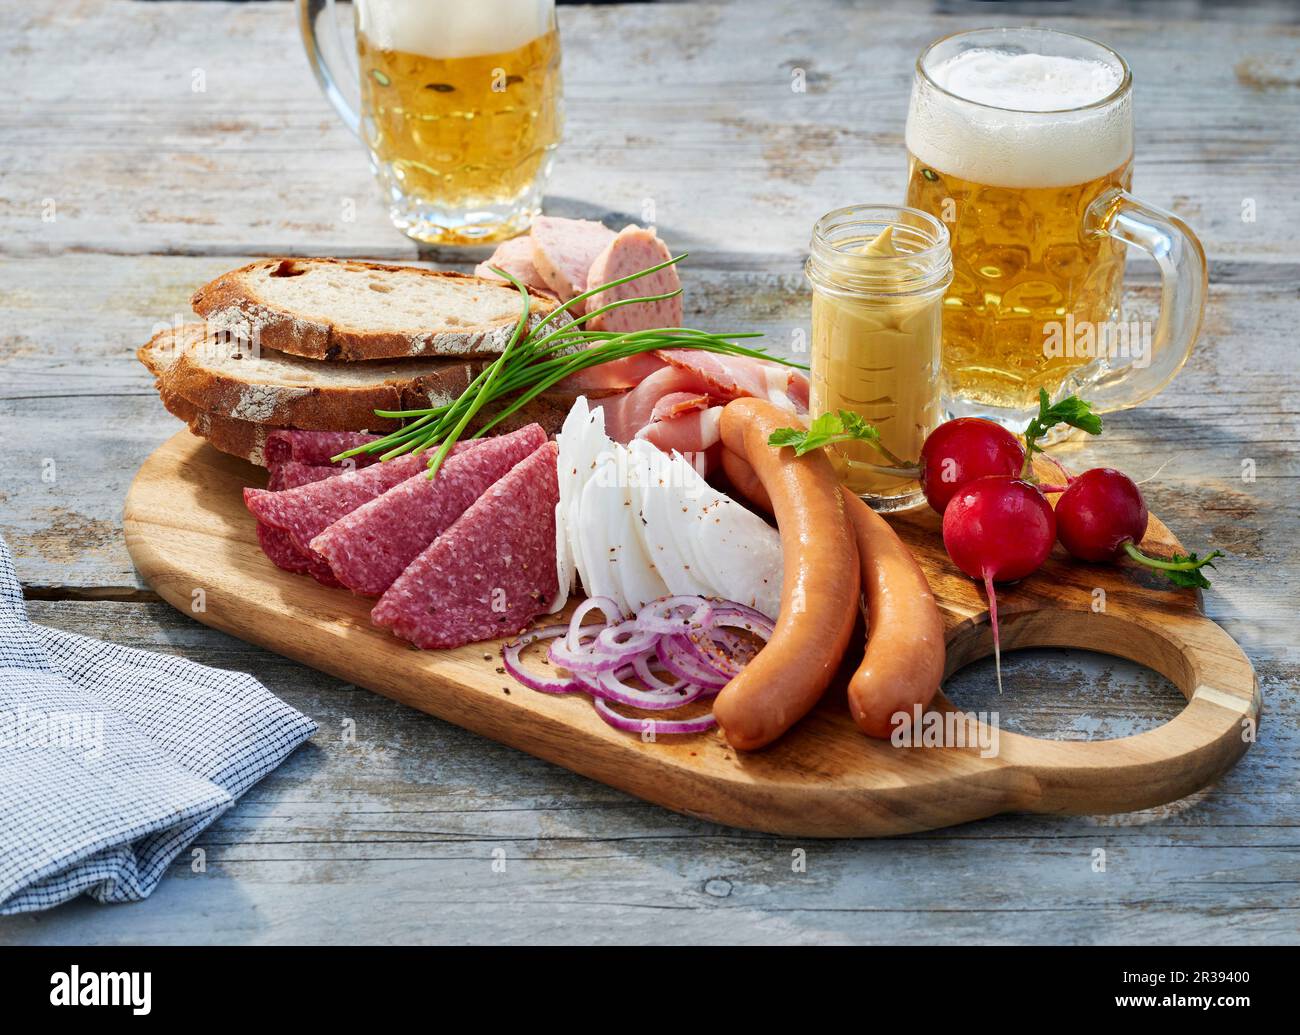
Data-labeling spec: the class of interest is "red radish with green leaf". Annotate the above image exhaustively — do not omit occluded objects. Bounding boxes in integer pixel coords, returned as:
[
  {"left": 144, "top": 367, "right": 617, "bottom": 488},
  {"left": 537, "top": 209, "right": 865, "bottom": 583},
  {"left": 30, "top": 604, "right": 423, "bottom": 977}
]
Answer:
[{"left": 1055, "top": 467, "right": 1223, "bottom": 588}]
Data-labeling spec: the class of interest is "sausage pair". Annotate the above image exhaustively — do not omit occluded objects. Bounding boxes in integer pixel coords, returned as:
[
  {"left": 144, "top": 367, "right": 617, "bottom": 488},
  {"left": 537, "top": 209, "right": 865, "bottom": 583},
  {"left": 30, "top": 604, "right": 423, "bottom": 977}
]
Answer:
[{"left": 716, "top": 399, "right": 946, "bottom": 749}]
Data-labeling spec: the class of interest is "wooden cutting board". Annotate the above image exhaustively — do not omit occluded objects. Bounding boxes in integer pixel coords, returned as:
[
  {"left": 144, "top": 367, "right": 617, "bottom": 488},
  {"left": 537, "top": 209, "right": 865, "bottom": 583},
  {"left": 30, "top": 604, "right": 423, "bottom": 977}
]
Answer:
[{"left": 123, "top": 431, "right": 1260, "bottom": 837}]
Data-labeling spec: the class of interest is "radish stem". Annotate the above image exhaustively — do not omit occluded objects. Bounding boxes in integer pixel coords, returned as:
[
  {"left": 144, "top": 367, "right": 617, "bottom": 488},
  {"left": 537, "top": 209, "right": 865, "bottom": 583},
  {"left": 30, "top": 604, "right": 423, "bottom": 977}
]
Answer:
[{"left": 1122, "top": 541, "right": 1224, "bottom": 585}]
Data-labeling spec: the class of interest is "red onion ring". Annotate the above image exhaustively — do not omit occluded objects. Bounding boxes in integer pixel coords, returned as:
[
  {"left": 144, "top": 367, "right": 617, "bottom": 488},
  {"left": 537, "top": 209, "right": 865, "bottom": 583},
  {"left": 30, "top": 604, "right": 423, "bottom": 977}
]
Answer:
[
  {"left": 504, "top": 593, "right": 771, "bottom": 740},
  {"left": 593, "top": 666, "right": 701, "bottom": 710},
  {"left": 592, "top": 697, "right": 718, "bottom": 736},
  {"left": 595, "top": 618, "right": 658, "bottom": 656},
  {"left": 636, "top": 595, "right": 711, "bottom": 635},
  {"left": 633, "top": 653, "right": 675, "bottom": 691},
  {"left": 657, "top": 635, "right": 730, "bottom": 687},
  {"left": 547, "top": 635, "right": 625, "bottom": 675},
  {"left": 566, "top": 596, "right": 625, "bottom": 652},
  {"left": 501, "top": 625, "right": 582, "bottom": 694}
]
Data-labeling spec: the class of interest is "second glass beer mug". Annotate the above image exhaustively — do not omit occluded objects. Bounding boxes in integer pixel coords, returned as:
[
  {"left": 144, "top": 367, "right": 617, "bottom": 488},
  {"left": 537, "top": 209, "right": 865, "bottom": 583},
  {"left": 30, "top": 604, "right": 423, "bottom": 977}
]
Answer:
[
  {"left": 905, "top": 27, "right": 1206, "bottom": 430},
  {"left": 300, "top": 0, "right": 563, "bottom": 245}
]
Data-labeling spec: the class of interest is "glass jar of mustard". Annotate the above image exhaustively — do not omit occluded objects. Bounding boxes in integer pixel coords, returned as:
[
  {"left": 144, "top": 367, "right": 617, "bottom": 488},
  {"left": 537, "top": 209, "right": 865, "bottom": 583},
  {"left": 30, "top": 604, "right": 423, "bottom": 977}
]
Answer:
[{"left": 805, "top": 204, "right": 952, "bottom": 512}]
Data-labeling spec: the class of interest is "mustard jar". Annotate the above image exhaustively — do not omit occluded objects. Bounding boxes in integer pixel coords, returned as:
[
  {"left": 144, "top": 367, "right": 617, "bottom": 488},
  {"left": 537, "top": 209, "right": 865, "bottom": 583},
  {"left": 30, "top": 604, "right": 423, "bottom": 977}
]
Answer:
[{"left": 805, "top": 205, "right": 952, "bottom": 512}]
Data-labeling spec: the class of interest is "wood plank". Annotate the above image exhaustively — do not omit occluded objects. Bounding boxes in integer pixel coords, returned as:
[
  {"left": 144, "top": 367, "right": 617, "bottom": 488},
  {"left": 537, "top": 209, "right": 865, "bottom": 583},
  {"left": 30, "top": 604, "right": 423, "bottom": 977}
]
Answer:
[
  {"left": 2, "top": 2, "right": 1298, "bottom": 261},
  {"left": 0, "top": 0, "right": 1296, "bottom": 943},
  {"left": 0, "top": 600, "right": 1292, "bottom": 944}
]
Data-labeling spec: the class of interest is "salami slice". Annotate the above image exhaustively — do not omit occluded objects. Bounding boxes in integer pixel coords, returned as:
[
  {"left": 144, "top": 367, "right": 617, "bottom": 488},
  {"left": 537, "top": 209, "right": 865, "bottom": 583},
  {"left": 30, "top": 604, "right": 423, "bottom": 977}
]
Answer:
[
  {"left": 372, "top": 441, "right": 560, "bottom": 649},
  {"left": 311, "top": 424, "right": 548, "bottom": 596},
  {"left": 257, "top": 462, "right": 349, "bottom": 581},
  {"left": 256, "top": 523, "right": 342, "bottom": 586},
  {"left": 244, "top": 440, "right": 482, "bottom": 555},
  {"left": 267, "top": 461, "right": 343, "bottom": 492},
  {"left": 263, "top": 430, "right": 381, "bottom": 468}
]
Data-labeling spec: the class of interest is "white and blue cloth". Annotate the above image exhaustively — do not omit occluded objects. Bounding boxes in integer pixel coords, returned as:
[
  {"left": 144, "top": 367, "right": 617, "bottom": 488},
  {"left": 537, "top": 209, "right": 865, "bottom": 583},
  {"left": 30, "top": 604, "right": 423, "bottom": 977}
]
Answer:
[{"left": 0, "top": 535, "right": 316, "bottom": 913}]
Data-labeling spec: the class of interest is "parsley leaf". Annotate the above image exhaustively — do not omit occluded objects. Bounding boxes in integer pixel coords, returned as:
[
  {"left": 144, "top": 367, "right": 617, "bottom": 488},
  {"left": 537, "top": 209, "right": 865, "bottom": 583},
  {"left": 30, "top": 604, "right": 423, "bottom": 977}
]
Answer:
[{"left": 768, "top": 410, "right": 881, "bottom": 457}]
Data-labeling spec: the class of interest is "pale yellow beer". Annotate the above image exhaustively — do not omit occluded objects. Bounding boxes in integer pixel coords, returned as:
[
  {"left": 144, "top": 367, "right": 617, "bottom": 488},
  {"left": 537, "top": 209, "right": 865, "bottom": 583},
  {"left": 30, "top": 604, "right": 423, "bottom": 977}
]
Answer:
[
  {"left": 356, "top": 13, "right": 561, "bottom": 241},
  {"left": 301, "top": 0, "right": 563, "bottom": 244},
  {"left": 904, "top": 28, "right": 1169, "bottom": 426},
  {"left": 905, "top": 154, "right": 1131, "bottom": 411}
]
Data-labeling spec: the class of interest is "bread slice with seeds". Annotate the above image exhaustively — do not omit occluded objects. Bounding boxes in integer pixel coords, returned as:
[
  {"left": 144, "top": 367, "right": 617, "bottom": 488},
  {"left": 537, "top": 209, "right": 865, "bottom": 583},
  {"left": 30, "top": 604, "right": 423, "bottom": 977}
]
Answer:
[{"left": 190, "top": 258, "right": 557, "bottom": 361}]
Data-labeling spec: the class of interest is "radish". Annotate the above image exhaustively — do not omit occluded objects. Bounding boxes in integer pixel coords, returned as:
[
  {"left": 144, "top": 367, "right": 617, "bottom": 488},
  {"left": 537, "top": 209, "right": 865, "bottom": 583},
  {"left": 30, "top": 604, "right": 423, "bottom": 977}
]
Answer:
[
  {"left": 1055, "top": 467, "right": 1224, "bottom": 587},
  {"left": 919, "top": 418, "right": 1025, "bottom": 514},
  {"left": 942, "top": 476, "right": 1057, "bottom": 692}
]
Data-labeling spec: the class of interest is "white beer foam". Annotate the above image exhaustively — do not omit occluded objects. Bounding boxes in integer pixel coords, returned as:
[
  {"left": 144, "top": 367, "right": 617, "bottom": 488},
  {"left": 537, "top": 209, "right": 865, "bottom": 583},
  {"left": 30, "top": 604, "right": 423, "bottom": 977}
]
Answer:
[
  {"left": 357, "top": 0, "right": 552, "bottom": 60},
  {"left": 906, "top": 47, "right": 1132, "bottom": 188}
]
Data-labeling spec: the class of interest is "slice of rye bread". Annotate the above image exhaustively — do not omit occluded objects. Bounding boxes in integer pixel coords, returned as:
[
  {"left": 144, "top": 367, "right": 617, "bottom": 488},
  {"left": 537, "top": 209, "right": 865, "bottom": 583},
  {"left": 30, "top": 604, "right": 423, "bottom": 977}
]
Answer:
[
  {"left": 152, "top": 369, "right": 577, "bottom": 469},
  {"left": 156, "top": 385, "right": 280, "bottom": 466},
  {"left": 190, "top": 257, "right": 560, "bottom": 362},
  {"left": 139, "top": 324, "right": 485, "bottom": 432}
]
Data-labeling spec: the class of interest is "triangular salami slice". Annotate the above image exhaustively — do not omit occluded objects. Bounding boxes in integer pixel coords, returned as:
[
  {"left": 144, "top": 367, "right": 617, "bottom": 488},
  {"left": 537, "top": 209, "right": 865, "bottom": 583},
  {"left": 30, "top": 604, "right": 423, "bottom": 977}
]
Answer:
[
  {"left": 244, "top": 440, "right": 482, "bottom": 556},
  {"left": 263, "top": 430, "right": 381, "bottom": 467},
  {"left": 312, "top": 424, "right": 548, "bottom": 596},
  {"left": 256, "top": 523, "right": 342, "bottom": 587},
  {"left": 372, "top": 441, "right": 560, "bottom": 649},
  {"left": 266, "top": 461, "right": 343, "bottom": 492}
]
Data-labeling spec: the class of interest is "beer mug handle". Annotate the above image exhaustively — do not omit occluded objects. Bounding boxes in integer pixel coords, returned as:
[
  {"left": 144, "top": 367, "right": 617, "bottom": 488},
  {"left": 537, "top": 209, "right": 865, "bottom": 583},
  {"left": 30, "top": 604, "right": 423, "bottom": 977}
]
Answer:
[
  {"left": 297, "top": 0, "right": 361, "bottom": 138},
  {"left": 1081, "top": 188, "right": 1208, "bottom": 412}
]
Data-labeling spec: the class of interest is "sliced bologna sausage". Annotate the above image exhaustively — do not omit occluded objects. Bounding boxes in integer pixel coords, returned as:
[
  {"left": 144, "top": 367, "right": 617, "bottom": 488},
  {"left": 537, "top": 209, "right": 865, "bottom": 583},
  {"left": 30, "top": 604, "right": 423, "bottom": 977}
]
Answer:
[
  {"left": 311, "top": 424, "right": 547, "bottom": 596},
  {"left": 474, "top": 235, "right": 556, "bottom": 297},
  {"left": 530, "top": 216, "right": 615, "bottom": 302},
  {"left": 585, "top": 226, "right": 683, "bottom": 334},
  {"left": 372, "top": 441, "right": 560, "bottom": 649}
]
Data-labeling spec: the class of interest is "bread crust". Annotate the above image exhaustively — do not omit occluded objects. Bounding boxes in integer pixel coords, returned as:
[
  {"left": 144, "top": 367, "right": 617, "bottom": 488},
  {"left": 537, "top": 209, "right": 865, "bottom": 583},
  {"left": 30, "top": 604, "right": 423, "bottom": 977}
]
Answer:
[
  {"left": 190, "top": 258, "right": 559, "bottom": 361},
  {"left": 140, "top": 325, "right": 485, "bottom": 432}
]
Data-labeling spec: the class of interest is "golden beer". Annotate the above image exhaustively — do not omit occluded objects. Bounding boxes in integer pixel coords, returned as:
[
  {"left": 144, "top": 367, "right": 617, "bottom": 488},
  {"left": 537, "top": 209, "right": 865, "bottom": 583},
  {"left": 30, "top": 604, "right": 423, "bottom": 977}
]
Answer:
[
  {"left": 901, "top": 27, "right": 1199, "bottom": 427},
  {"left": 300, "top": 0, "right": 563, "bottom": 244},
  {"left": 356, "top": 21, "right": 562, "bottom": 240},
  {"left": 905, "top": 154, "right": 1131, "bottom": 411}
]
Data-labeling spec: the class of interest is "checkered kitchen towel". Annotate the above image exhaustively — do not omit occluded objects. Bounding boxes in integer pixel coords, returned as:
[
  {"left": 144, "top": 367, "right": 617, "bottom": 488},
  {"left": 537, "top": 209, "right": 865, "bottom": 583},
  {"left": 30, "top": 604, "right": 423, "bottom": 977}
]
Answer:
[{"left": 0, "top": 535, "right": 316, "bottom": 913}]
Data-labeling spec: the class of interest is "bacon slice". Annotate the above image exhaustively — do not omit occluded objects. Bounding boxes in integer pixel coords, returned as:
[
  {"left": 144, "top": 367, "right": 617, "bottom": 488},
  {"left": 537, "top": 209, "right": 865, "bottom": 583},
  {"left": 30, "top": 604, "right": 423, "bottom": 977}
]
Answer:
[
  {"left": 560, "top": 352, "right": 666, "bottom": 393},
  {"left": 657, "top": 350, "right": 809, "bottom": 411},
  {"left": 650, "top": 391, "right": 711, "bottom": 423},
  {"left": 595, "top": 365, "right": 712, "bottom": 443},
  {"left": 637, "top": 405, "right": 725, "bottom": 456}
]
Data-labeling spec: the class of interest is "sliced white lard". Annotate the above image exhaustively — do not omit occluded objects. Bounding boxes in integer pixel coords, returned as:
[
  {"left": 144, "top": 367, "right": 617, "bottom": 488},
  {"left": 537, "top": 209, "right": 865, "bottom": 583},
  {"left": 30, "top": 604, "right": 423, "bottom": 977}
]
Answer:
[
  {"left": 630, "top": 440, "right": 712, "bottom": 598},
  {"left": 665, "top": 452, "right": 784, "bottom": 619},
  {"left": 578, "top": 454, "right": 629, "bottom": 611},
  {"left": 554, "top": 398, "right": 783, "bottom": 619}
]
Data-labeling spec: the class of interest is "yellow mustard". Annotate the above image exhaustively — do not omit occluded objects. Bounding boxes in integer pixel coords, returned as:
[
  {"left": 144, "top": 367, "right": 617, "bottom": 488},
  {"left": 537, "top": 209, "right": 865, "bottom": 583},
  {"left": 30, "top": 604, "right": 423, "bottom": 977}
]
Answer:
[{"left": 806, "top": 206, "right": 952, "bottom": 512}]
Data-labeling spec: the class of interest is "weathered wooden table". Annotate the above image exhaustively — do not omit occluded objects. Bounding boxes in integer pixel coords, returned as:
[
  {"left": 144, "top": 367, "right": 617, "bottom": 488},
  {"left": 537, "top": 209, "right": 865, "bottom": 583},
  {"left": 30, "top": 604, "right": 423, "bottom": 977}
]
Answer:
[{"left": 1, "top": 0, "right": 1295, "bottom": 944}]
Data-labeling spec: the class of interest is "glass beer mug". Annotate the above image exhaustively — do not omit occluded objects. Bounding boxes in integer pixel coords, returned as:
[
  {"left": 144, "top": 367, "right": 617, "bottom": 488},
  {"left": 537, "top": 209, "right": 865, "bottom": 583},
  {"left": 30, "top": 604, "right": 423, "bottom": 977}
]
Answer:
[
  {"left": 905, "top": 27, "right": 1207, "bottom": 430},
  {"left": 299, "top": 0, "right": 563, "bottom": 245}
]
